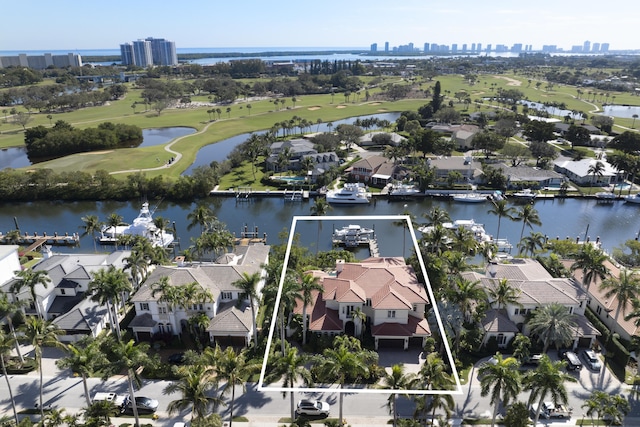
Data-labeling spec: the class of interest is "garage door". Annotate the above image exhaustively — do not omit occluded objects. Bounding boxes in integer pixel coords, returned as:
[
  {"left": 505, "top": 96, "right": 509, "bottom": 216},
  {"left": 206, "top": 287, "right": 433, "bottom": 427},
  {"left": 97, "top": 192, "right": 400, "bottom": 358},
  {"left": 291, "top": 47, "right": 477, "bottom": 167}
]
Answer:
[
  {"left": 214, "top": 336, "right": 246, "bottom": 347},
  {"left": 377, "top": 338, "right": 404, "bottom": 349}
]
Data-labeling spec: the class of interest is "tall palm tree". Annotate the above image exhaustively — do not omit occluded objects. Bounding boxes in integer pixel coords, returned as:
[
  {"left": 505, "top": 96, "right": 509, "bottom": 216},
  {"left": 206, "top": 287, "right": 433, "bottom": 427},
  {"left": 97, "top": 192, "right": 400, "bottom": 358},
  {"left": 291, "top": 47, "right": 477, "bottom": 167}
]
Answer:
[
  {"left": 0, "top": 330, "right": 19, "bottom": 426},
  {"left": 514, "top": 204, "right": 542, "bottom": 243},
  {"left": 232, "top": 271, "right": 262, "bottom": 346},
  {"left": 582, "top": 390, "right": 609, "bottom": 426},
  {"left": 487, "top": 278, "right": 520, "bottom": 310},
  {"left": 314, "top": 337, "right": 374, "bottom": 423},
  {"left": 265, "top": 344, "right": 312, "bottom": 420},
  {"left": 297, "top": 272, "right": 324, "bottom": 345},
  {"left": 478, "top": 353, "right": 522, "bottom": 427},
  {"left": 11, "top": 268, "right": 52, "bottom": 319},
  {"left": 600, "top": 269, "right": 640, "bottom": 331},
  {"left": 524, "top": 354, "right": 576, "bottom": 426},
  {"left": 80, "top": 214, "right": 102, "bottom": 252},
  {"left": 105, "top": 213, "right": 125, "bottom": 250},
  {"left": 379, "top": 364, "right": 416, "bottom": 427},
  {"left": 88, "top": 266, "right": 133, "bottom": 341},
  {"left": 110, "top": 339, "right": 152, "bottom": 427},
  {"left": 487, "top": 200, "right": 515, "bottom": 243},
  {"left": 588, "top": 160, "right": 606, "bottom": 191},
  {"left": 310, "top": 197, "right": 332, "bottom": 255},
  {"left": 0, "top": 293, "right": 25, "bottom": 363},
  {"left": 123, "top": 249, "right": 148, "bottom": 289},
  {"left": 20, "top": 317, "right": 65, "bottom": 420},
  {"left": 449, "top": 277, "right": 487, "bottom": 322},
  {"left": 187, "top": 204, "right": 214, "bottom": 235},
  {"left": 517, "top": 231, "right": 546, "bottom": 257},
  {"left": 56, "top": 337, "right": 108, "bottom": 407},
  {"left": 422, "top": 207, "right": 451, "bottom": 227},
  {"left": 208, "top": 346, "right": 260, "bottom": 427},
  {"left": 527, "top": 303, "right": 577, "bottom": 353},
  {"left": 570, "top": 244, "right": 609, "bottom": 295},
  {"left": 351, "top": 306, "right": 367, "bottom": 339},
  {"left": 164, "top": 363, "right": 223, "bottom": 422}
]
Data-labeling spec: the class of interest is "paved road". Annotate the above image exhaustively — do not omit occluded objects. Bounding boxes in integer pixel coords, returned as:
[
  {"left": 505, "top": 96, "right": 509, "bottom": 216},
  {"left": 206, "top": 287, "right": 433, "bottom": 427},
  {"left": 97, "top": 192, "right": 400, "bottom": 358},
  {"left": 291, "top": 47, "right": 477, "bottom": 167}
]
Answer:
[{"left": 2, "top": 348, "right": 639, "bottom": 426}]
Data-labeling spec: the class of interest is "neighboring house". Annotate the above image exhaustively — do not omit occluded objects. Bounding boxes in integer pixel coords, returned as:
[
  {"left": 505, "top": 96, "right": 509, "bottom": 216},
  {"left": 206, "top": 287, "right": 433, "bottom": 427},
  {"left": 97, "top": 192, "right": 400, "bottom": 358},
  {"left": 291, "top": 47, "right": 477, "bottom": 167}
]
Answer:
[
  {"left": 461, "top": 258, "right": 600, "bottom": 349},
  {"left": 129, "top": 243, "right": 270, "bottom": 347},
  {"left": 301, "top": 152, "right": 340, "bottom": 179},
  {"left": 358, "top": 131, "right": 406, "bottom": 147},
  {"left": 554, "top": 158, "right": 621, "bottom": 186},
  {"left": 266, "top": 139, "right": 318, "bottom": 172},
  {"left": 567, "top": 259, "right": 639, "bottom": 342},
  {"left": 1, "top": 247, "right": 131, "bottom": 342},
  {"left": 294, "top": 257, "right": 431, "bottom": 350},
  {"left": 494, "top": 164, "right": 565, "bottom": 189},
  {"left": 430, "top": 124, "right": 480, "bottom": 150},
  {"left": 427, "top": 156, "right": 483, "bottom": 183},
  {"left": 347, "top": 155, "right": 407, "bottom": 187}
]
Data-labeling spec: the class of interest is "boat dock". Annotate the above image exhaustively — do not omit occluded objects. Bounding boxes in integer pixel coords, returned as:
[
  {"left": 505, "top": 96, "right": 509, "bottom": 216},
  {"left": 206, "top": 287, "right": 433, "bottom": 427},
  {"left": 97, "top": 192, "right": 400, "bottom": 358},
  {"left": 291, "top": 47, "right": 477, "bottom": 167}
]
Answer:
[
  {"left": 0, "top": 231, "right": 80, "bottom": 248},
  {"left": 283, "top": 189, "right": 309, "bottom": 202},
  {"left": 369, "top": 239, "right": 380, "bottom": 257},
  {"left": 234, "top": 226, "right": 267, "bottom": 246}
]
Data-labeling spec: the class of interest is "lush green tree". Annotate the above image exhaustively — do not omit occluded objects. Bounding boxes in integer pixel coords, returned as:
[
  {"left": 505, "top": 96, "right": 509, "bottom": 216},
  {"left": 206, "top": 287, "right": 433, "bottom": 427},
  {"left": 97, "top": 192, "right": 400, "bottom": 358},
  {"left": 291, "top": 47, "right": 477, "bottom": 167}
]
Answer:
[
  {"left": 422, "top": 207, "right": 451, "bottom": 227},
  {"left": 527, "top": 303, "right": 576, "bottom": 352},
  {"left": 310, "top": 198, "right": 332, "bottom": 255},
  {"left": 297, "top": 272, "right": 324, "bottom": 345},
  {"left": 524, "top": 355, "right": 576, "bottom": 426},
  {"left": 478, "top": 353, "right": 522, "bottom": 427},
  {"left": 380, "top": 364, "right": 417, "bottom": 427},
  {"left": 518, "top": 232, "right": 546, "bottom": 257},
  {"left": 88, "top": 266, "right": 132, "bottom": 340},
  {"left": 600, "top": 269, "right": 640, "bottom": 329},
  {"left": 11, "top": 268, "right": 51, "bottom": 319},
  {"left": 570, "top": 244, "right": 609, "bottom": 294},
  {"left": 487, "top": 200, "right": 515, "bottom": 243},
  {"left": 56, "top": 337, "right": 109, "bottom": 407},
  {"left": 232, "top": 271, "right": 262, "bottom": 346},
  {"left": 20, "top": 317, "right": 65, "bottom": 420},
  {"left": 502, "top": 402, "right": 532, "bottom": 427},
  {"left": 609, "top": 130, "right": 640, "bottom": 153},
  {"left": 448, "top": 277, "right": 487, "bottom": 322},
  {"left": 587, "top": 160, "right": 606, "bottom": 188},
  {"left": 186, "top": 204, "right": 215, "bottom": 234},
  {"left": 565, "top": 124, "right": 591, "bottom": 149},
  {"left": 80, "top": 214, "right": 102, "bottom": 252},
  {"left": 164, "top": 363, "right": 222, "bottom": 422},
  {"left": 523, "top": 120, "right": 555, "bottom": 142},
  {"left": 590, "top": 115, "right": 614, "bottom": 133},
  {"left": 0, "top": 294, "right": 25, "bottom": 363},
  {"left": 336, "top": 124, "right": 364, "bottom": 152},
  {"left": 514, "top": 204, "right": 542, "bottom": 243},
  {"left": 0, "top": 329, "right": 19, "bottom": 425},
  {"left": 264, "top": 345, "right": 312, "bottom": 420},
  {"left": 487, "top": 278, "right": 521, "bottom": 310}
]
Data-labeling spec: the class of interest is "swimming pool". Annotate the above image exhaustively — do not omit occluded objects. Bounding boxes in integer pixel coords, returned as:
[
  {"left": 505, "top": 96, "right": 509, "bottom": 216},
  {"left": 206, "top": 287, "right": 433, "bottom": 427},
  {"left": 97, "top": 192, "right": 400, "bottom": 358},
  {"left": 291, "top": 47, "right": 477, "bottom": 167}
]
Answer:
[{"left": 270, "top": 176, "right": 306, "bottom": 183}]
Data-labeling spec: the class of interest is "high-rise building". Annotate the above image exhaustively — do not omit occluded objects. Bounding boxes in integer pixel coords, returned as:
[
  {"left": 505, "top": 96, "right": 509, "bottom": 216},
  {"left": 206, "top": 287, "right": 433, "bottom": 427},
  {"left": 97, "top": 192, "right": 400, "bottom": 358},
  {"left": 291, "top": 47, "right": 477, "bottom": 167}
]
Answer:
[
  {"left": 592, "top": 42, "right": 600, "bottom": 52},
  {"left": 462, "top": 43, "right": 468, "bottom": 52},
  {"left": 486, "top": 44, "right": 492, "bottom": 52},
  {"left": 120, "top": 43, "right": 134, "bottom": 66},
  {"left": 451, "top": 44, "right": 458, "bottom": 53},
  {"left": 601, "top": 43, "right": 610, "bottom": 52},
  {"left": 0, "top": 52, "right": 82, "bottom": 70},
  {"left": 471, "top": 43, "right": 476, "bottom": 52},
  {"left": 146, "top": 37, "right": 178, "bottom": 66},
  {"left": 132, "top": 39, "right": 153, "bottom": 68},
  {"left": 370, "top": 43, "right": 378, "bottom": 52},
  {"left": 384, "top": 41, "right": 389, "bottom": 52},
  {"left": 423, "top": 43, "right": 429, "bottom": 52},
  {"left": 477, "top": 43, "right": 482, "bottom": 52},
  {"left": 511, "top": 43, "right": 523, "bottom": 53},
  {"left": 583, "top": 40, "right": 591, "bottom": 53}
]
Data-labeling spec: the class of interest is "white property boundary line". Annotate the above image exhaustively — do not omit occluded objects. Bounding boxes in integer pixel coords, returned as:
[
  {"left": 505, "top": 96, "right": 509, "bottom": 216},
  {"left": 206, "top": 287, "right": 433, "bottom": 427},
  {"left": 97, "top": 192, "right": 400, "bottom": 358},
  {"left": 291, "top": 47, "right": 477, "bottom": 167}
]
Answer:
[{"left": 258, "top": 215, "right": 463, "bottom": 395}]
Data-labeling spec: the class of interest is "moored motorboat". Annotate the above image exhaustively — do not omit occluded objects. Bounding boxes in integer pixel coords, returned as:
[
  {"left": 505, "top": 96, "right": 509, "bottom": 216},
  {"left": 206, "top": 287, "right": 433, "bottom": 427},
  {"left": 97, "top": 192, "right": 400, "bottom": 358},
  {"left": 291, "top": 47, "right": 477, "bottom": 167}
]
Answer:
[
  {"left": 452, "top": 192, "right": 489, "bottom": 203},
  {"left": 326, "top": 183, "right": 371, "bottom": 204},
  {"left": 625, "top": 193, "right": 640, "bottom": 204},
  {"left": 332, "top": 224, "right": 375, "bottom": 247},
  {"left": 98, "top": 202, "right": 174, "bottom": 247},
  {"left": 511, "top": 189, "right": 538, "bottom": 201}
]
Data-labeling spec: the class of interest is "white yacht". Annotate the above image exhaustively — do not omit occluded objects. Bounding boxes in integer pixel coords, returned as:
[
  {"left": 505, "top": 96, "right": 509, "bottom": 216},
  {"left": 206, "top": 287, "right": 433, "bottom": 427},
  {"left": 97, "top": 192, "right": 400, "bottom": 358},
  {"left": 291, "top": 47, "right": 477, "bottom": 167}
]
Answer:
[
  {"left": 98, "top": 202, "right": 174, "bottom": 248},
  {"left": 325, "top": 183, "right": 371, "bottom": 204},
  {"left": 511, "top": 189, "right": 538, "bottom": 201},
  {"left": 452, "top": 192, "right": 488, "bottom": 203},
  {"left": 332, "top": 224, "right": 375, "bottom": 247},
  {"left": 625, "top": 193, "right": 640, "bottom": 204}
]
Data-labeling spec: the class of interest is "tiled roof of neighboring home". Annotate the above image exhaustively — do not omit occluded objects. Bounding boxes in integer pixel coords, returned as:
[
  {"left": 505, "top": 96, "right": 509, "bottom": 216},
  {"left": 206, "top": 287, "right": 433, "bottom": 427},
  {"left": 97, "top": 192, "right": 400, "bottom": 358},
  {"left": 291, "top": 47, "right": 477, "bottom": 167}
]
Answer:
[
  {"left": 307, "top": 291, "right": 342, "bottom": 331},
  {"left": 128, "top": 312, "right": 157, "bottom": 328},
  {"left": 371, "top": 316, "right": 431, "bottom": 337},
  {"left": 322, "top": 277, "right": 366, "bottom": 303},
  {"left": 132, "top": 266, "right": 216, "bottom": 302},
  {"left": 349, "top": 155, "right": 389, "bottom": 171},
  {"left": 371, "top": 283, "right": 412, "bottom": 309},
  {"left": 207, "top": 301, "right": 252, "bottom": 334},
  {"left": 482, "top": 309, "right": 519, "bottom": 333},
  {"left": 496, "top": 164, "right": 565, "bottom": 181},
  {"left": 52, "top": 298, "right": 108, "bottom": 332}
]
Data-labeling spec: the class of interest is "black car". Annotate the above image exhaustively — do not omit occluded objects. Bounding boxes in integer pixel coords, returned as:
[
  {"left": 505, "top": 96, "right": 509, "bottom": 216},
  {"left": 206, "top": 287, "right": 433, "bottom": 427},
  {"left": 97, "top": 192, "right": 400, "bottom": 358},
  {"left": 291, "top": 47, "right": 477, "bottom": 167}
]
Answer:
[
  {"left": 168, "top": 352, "right": 186, "bottom": 365},
  {"left": 561, "top": 351, "right": 583, "bottom": 371},
  {"left": 122, "top": 396, "right": 159, "bottom": 414}
]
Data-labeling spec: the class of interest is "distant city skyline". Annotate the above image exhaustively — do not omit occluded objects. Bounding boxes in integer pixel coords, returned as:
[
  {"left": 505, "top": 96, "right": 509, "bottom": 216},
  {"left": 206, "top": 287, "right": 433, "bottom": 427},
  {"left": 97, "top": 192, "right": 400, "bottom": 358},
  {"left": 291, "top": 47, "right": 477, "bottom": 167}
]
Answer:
[{"left": 1, "top": 0, "right": 638, "bottom": 51}]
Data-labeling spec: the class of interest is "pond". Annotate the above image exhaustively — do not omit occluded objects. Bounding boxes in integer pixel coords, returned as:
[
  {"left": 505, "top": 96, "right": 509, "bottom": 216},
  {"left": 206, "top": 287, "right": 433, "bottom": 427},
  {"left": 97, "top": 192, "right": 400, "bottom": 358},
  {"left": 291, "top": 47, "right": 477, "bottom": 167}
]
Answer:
[
  {"left": 602, "top": 105, "right": 640, "bottom": 119},
  {"left": 0, "top": 127, "right": 197, "bottom": 169},
  {"left": 519, "top": 101, "right": 584, "bottom": 120},
  {"left": 181, "top": 112, "right": 401, "bottom": 175}
]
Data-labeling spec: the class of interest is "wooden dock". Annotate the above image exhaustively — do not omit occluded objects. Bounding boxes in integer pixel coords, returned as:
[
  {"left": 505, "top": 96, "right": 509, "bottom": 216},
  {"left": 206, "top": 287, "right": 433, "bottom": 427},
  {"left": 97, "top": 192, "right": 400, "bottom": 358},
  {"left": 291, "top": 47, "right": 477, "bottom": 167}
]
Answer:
[
  {"left": 369, "top": 239, "right": 380, "bottom": 257},
  {"left": 235, "top": 187, "right": 253, "bottom": 202},
  {"left": 0, "top": 231, "right": 80, "bottom": 248},
  {"left": 233, "top": 226, "right": 267, "bottom": 246}
]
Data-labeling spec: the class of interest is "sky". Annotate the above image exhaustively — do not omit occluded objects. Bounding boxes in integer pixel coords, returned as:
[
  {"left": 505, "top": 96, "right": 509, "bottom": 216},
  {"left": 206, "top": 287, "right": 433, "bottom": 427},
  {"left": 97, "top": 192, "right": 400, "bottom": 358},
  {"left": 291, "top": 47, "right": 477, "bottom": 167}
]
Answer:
[{"left": 1, "top": 0, "right": 638, "bottom": 52}]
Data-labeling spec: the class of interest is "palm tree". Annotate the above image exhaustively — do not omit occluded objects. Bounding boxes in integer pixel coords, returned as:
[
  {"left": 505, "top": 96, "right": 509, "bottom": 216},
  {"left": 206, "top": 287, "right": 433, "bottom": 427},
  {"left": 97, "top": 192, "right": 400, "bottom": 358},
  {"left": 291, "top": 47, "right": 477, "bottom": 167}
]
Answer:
[
  {"left": 164, "top": 363, "right": 223, "bottom": 422},
  {"left": 0, "top": 293, "right": 25, "bottom": 363},
  {"left": 314, "top": 336, "right": 374, "bottom": 423},
  {"left": 351, "top": 306, "right": 367, "bottom": 339},
  {"left": 309, "top": 198, "right": 331, "bottom": 254},
  {"left": 570, "top": 244, "right": 609, "bottom": 295},
  {"left": 110, "top": 338, "right": 151, "bottom": 427},
  {"left": 524, "top": 354, "right": 576, "bottom": 426},
  {"left": 394, "top": 209, "right": 415, "bottom": 258},
  {"left": 582, "top": 390, "right": 609, "bottom": 426},
  {"left": 380, "top": 364, "right": 416, "bottom": 427},
  {"left": 600, "top": 269, "right": 640, "bottom": 332},
  {"left": 43, "top": 408, "right": 66, "bottom": 427},
  {"left": 487, "top": 200, "right": 515, "bottom": 243},
  {"left": 478, "top": 353, "right": 522, "bottom": 427},
  {"left": 56, "top": 337, "right": 108, "bottom": 407},
  {"left": 123, "top": 249, "right": 148, "bottom": 288},
  {"left": 514, "top": 204, "right": 542, "bottom": 243},
  {"left": 232, "top": 271, "right": 262, "bottom": 346},
  {"left": 633, "top": 114, "right": 638, "bottom": 129},
  {"left": 265, "top": 344, "right": 312, "bottom": 420},
  {"left": 208, "top": 346, "right": 260, "bottom": 427},
  {"left": 88, "top": 266, "right": 133, "bottom": 341},
  {"left": 449, "top": 277, "right": 487, "bottom": 322},
  {"left": 588, "top": 160, "right": 606, "bottom": 191},
  {"left": 422, "top": 206, "right": 451, "bottom": 227},
  {"left": 11, "top": 267, "right": 51, "bottom": 319},
  {"left": 105, "top": 213, "right": 125, "bottom": 250},
  {"left": 20, "top": 317, "right": 65, "bottom": 420},
  {"left": 80, "top": 214, "right": 102, "bottom": 252},
  {"left": 297, "top": 272, "right": 324, "bottom": 345},
  {"left": 0, "top": 330, "right": 19, "bottom": 426},
  {"left": 518, "top": 231, "right": 546, "bottom": 257},
  {"left": 487, "top": 278, "right": 520, "bottom": 310},
  {"left": 527, "top": 303, "right": 577, "bottom": 353},
  {"left": 187, "top": 204, "right": 215, "bottom": 235}
]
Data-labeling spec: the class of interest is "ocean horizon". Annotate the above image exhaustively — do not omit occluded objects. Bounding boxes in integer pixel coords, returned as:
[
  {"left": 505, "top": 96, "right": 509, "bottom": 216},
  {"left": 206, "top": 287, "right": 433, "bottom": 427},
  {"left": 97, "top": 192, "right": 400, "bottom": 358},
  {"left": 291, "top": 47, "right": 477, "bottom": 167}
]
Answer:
[{"left": 0, "top": 46, "right": 367, "bottom": 56}]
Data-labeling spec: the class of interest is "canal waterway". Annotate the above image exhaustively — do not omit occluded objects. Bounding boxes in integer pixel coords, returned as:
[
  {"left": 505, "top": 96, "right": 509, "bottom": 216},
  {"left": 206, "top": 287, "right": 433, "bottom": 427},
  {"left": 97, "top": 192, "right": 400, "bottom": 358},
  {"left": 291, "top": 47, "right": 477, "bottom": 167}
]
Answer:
[{"left": 1, "top": 196, "right": 638, "bottom": 259}]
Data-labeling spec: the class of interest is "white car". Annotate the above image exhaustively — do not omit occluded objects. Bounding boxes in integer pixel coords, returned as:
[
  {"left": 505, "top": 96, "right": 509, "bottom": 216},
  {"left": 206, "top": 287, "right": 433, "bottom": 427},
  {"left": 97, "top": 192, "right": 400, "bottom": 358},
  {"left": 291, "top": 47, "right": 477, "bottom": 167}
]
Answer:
[
  {"left": 296, "top": 399, "right": 330, "bottom": 416},
  {"left": 582, "top": 349, "right": 602, "bottom": 371}
]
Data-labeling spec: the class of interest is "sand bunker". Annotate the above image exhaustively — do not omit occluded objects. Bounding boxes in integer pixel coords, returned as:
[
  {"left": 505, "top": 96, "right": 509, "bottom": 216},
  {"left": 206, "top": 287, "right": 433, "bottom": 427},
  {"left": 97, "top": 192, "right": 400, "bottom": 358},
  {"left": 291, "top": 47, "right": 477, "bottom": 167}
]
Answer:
[
  {"left": 336, "top": 105, "right": 347, "bottom": 109},
  {"left": 370, "top": 102, "right": 381, "bottom": 106},
  {"left": 307, "top": 106, "right": 321, "bottom": 111},
  {"left": 377, "top": 109, "right": 388, "bottom": 112},
  {"left": 79, "top": 150, "right": 113, "bottom": 155},
  {"left": 493, "top": 75, "right": 522, "bottom": 86}
]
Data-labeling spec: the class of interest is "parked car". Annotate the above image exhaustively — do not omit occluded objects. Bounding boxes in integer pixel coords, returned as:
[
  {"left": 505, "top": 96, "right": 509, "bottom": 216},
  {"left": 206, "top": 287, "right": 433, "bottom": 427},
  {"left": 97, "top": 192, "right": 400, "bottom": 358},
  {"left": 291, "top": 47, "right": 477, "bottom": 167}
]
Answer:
[
  {"left": 561, "top": 350, "right": 582, "bottom": 371},
  {"left": 581, "top": 349, "right": 602, "bottom": 371},
  {"left": 168, "top": 352, "right": 186, "bottom": 365},
  {"left": 296, "top": 400, "right": 330, "bottom": 417},
  {"left": 531, "top": 401, "right": 573, "bottom": 419},
  {"left": 122, "top": 396, "right": 159, "bottom": 414},
  {"left": 522, "top": 354, "right": 543, "bottom": 366}
]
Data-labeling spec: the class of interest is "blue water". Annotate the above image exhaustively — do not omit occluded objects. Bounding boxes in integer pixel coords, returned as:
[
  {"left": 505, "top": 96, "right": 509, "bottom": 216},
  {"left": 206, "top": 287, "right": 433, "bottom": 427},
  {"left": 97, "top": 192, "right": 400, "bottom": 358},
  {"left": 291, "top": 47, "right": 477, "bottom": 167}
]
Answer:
[{"left": 602, "top": 105, "right": 640, "bottom": 119}]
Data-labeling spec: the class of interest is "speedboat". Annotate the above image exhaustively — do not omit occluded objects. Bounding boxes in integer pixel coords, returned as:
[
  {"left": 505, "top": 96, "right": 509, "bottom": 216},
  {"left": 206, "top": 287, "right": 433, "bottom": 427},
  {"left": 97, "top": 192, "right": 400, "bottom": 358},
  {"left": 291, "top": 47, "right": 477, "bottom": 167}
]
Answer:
[
  {"left": 98, "top": 202, "right": 174, "bottom": 247},
  {"left": 389, "top": 183, "right": 422, "bottom": 198},
  {"left": 511, "top": 189, "right": 538, "bottom": 201},
  {"left": 595, "top": 192, "right": 617, "bottom": 201},
  {"left": 326, "top": 183, "right": 371, "bottom": 204},
  {"left": 452, "top": 192, "right": 488, "bottom": 203},
  {"left": 625, "top": 193, "right": 640, "bottom": 204}
]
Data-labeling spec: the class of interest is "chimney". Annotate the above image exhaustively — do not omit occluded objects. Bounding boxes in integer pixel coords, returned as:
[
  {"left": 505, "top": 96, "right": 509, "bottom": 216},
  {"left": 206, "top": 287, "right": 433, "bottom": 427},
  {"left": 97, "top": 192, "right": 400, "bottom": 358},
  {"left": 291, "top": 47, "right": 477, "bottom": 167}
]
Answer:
[{"left": 336, "top": 259, "right": 345, "bottom": 274}]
